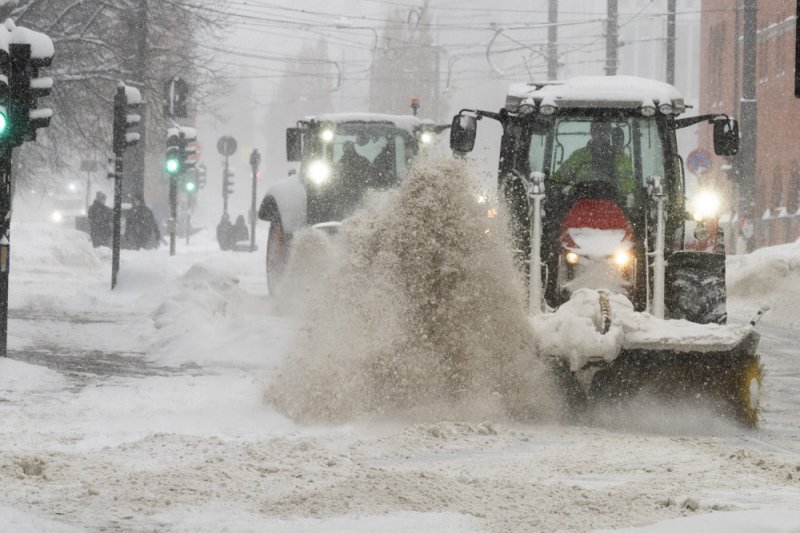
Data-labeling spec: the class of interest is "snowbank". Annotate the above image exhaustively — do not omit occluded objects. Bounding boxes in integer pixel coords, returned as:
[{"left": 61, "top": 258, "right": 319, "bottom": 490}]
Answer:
[{"left": 727, "top": 239, "right": 800, "bottom": 329}]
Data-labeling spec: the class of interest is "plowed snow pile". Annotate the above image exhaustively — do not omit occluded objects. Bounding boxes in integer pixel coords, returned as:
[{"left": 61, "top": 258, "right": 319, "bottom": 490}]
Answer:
[{"left": 267, "top": 157, "right": 560, "bottom": 423}]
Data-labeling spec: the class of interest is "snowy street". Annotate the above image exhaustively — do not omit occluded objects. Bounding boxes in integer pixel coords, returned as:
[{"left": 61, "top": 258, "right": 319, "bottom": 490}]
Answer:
[{"left": 1, "top": 222, "right": 799, "bottom": 532}]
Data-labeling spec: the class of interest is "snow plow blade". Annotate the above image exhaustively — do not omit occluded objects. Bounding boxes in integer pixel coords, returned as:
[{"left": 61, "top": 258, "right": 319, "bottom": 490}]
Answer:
[
  {"left": 535, "top": 292, "right": 764, "bottom": 428},
  {"left": 585, "top": 328, "right": 762, "bottom": 427}
]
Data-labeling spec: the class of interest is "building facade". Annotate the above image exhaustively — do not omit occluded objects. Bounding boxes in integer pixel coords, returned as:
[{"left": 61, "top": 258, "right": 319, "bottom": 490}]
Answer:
[{"left": 700, "top": 0, "right": 800, "bottom": 248}]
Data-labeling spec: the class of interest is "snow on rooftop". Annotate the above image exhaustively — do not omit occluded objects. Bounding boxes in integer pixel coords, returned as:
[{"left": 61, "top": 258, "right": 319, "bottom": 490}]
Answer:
[{"left": 507, "top": 76, "right": 685, "bottom": 113}]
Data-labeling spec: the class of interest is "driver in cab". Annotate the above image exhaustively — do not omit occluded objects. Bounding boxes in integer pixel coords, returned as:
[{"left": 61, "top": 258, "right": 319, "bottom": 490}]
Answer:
[{"left": 551, "top": 122, "right": 634, "bottom": 195}]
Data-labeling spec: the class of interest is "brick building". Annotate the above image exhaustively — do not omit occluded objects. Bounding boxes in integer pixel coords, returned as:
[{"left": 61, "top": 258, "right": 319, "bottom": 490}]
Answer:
[{"left": 700, "top": 0, "right": 800, "bottom": 248}]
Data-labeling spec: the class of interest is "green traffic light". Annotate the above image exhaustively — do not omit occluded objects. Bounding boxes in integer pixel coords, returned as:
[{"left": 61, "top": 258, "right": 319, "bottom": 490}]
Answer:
[
  {"left": 165, "top": 158, "right": 180, "bottom": 174},
  {"left": 184, "top": 180, "right": 196, "bottom": 192},
  {"left": 0, "top": 112, "right": 7, "bottom": 136}
]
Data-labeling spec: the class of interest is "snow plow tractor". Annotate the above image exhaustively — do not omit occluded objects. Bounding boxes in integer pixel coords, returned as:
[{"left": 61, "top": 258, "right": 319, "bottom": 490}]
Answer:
[
  {"left": 450, "top": 76, "right": 764, "bottom": 427},
  {"left": 258, "top": 113, "right": 444, "bottom": 291}
]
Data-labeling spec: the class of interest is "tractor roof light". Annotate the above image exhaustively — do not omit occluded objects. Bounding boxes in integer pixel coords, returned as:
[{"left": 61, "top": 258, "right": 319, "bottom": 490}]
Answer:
[
  {"left": 658, "top": 102, "right": 673, "bottom": 115},
  {"left": 640, "top": 103, "right": 656, "bottom": 117},
  {"left": 320, "top": 128, "right": 334, "bottom": 142},
  {"left": 539, "top": 97, "right": 557, "bottom": 116},
  {"left": 518, "top": 98, "right": 536, "bottom": 115}
]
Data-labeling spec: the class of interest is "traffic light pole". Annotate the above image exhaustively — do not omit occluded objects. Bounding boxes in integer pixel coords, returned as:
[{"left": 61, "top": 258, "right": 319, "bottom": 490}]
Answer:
[
  {"left": 0, "top": 154, "right": 12, "bottom": 357},
  {"left": 223, "top": 155, "right": 230, "bottom": 215},
  {"left": 111, "top": 155, "right": 124, "bottom": 289},
  {"left": 169, "top": 175, "right": 177, "bottom": 256}
]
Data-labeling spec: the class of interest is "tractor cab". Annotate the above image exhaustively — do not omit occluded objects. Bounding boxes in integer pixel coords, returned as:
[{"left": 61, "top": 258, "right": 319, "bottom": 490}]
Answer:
[{"left": 285, "top": 114, "right": 439, "bottom": 225}]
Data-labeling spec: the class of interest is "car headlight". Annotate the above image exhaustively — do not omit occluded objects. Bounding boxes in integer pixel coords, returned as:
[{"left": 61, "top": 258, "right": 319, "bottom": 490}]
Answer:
[
  {"left": 565, "top": 251, "right": 580, "bottom": 265},
  {"left": 690, "top": 190, "right": 721, "bottom": 221},
  {"left": 51, "top": 210, "right": 63, "bottom": 223},
  {"left": 307, "top": 160, "right": 331, "bottom": 185}
]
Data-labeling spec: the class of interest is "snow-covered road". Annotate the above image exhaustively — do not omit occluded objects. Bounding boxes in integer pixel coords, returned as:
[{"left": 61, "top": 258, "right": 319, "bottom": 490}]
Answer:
[{"left": 1, "top": 223, "right": 800, "bottom": 532}]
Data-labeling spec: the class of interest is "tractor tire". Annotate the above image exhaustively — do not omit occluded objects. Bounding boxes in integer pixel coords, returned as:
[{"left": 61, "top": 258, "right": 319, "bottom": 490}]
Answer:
[
  {"left": 548, "top": 358, "right": 588, "bottom": 420},
  {"left": 266, "top": 220, "right": 289, "bottom": 294},
  {"left": 665, "top": 251, "right": 727, "bottom": 324}
]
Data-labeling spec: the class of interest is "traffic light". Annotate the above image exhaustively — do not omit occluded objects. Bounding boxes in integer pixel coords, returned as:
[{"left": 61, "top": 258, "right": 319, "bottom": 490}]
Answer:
[
  {"left": 179, "top": 126, "right": 197, "bottom": 172},
  {"left": 197, "top": 163, "right": 207, "bottom": 189},
  {"left": 164, "top": 126, "right": 197, "bottom": 176},
  {"left": 183, "top": 174, "right": 197, "bottom": 193},
  {"left": 3, "top": 21, "right": 55, "bottom": 147},
  {"left": 223, "top": 167, "right": 234, "bottom": 197},
  {"left": 112, "top": 83, "right": 141, "bottom": 157},
  {"left": 165, "top": 128, "right": 181, "bottom": 176}
]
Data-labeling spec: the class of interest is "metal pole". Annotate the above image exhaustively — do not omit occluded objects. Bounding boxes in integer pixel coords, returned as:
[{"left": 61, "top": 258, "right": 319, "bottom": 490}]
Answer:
[
  {"left": 0, "top": 155, "right": 12, "bottom": 357},
  {"left": 249, "top": 149, "right": 260, "bottom": 253},
  {"left": 223, "top": 155, "right": 229, "bottom": 215},
  {"left": 666, "top": 0, "right": 676, "bottom": 85},
  {"left": 605, "top": 0, "right": 618, "bottom": 76},
  {"left": 111, "top": 157, "right": 123, "bottom": 289},
  {"left": 169, "top": 176, "right": 177, "bottom": 256},
  {"left": 739, "top": 0, "right": 758, "bottom": 252},
  {"left": 548, "top": 0, "right": 558, "bottom": 79}
]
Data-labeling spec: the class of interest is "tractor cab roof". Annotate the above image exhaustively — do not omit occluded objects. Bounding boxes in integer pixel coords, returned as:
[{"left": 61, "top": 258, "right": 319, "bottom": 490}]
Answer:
[
  {"left": 300, "top": 113, "right": 434, "bottom": 134},
  {"left": 505, "top": 75, "right": 685, "bottom": 117}
]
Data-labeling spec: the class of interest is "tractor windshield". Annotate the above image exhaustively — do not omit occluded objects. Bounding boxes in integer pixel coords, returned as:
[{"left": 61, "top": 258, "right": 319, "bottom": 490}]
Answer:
[
  {"left": 524, "top": 115, "right": 666, "bottom": 194},
  {"left": 320, "top": 122, "right": 416, "bottom": 187}
]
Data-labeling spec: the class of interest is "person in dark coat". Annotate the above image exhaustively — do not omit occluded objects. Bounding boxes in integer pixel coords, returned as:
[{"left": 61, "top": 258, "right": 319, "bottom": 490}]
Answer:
[
  {"left": 233, "top": 215, "right": 249, "bottom": 243},
  {"left": 216, "top": 212, "right": 234, "bottom": 251},
  {"left": 87, "top": 191, "right": 112, "bottom": 247},
  {"left": 124, "top": 195, "right": 161, "bottom": 250}
]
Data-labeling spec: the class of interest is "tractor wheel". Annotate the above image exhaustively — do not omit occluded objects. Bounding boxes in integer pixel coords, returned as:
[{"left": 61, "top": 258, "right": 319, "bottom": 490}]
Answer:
[
  {"left": 266, "top": 220, "right": 289, "bottom": 294},
  {"left": 665, "top": 251, "right": 727, "bottom": 324},
  {"left": 548, "top": 358, "right": 587, "bottom": 420}
]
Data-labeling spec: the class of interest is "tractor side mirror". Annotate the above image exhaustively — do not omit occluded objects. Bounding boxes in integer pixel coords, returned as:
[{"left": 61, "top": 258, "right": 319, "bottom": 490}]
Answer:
[
  {"left": 450, "top": 114, "right": 477, "bottom": 154},
  {"left": 713, "top": 117, "right": 739, "bottom": 156},
  {"left": 286, "top": 128, "right": 302, "bottom": 162}
]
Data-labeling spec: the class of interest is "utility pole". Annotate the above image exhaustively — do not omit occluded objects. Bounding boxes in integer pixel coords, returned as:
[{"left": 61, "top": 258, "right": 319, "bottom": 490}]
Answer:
[
  {"left": 547, "top": 0, "right": 558, "bottom": 79},
  {"left": 666, "top": 0, "right": 676, "bottom": 85},
  {"left": 605, "top": 0, "right": 619, "bottom": 76},
  {"left": 738, "top": 0, "right": 758, "bottom": 252}
]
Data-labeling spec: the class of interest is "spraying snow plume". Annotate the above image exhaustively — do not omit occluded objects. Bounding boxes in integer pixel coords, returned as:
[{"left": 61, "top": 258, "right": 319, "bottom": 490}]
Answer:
[{"left": 266, "top": 156, "right": 561, "bottom": 423}]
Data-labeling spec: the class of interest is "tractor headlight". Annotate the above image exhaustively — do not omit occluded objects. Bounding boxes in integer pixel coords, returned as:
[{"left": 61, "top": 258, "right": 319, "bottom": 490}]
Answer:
[
  {"left": 640, "top": 104, "right": 656, "bottom": 117},
  {"left": 613, "top": 249, "right": 632, "bottom": 267},
  {"left": 51, "top": 210, "right": 63, "bottom": 223},
  {"left": 307, "top": 160, "right": 331, "bottom": 185},
  {"left": 320, "top": 129, "right": 334, "bottom": 142},
  {"left": 690, "top": 190, "right": 721, "bottom": 221},
  {"left": 565, "top": 251, "right": 580, "bottom": 265},
  {"left": 419, "top": 131, "right": 433, "bottom": 144}
]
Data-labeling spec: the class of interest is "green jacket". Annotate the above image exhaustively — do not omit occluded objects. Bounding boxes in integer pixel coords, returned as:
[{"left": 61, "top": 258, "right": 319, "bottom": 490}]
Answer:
[{"left": 552, "top": 146, "right": 635, "bottom": 194}]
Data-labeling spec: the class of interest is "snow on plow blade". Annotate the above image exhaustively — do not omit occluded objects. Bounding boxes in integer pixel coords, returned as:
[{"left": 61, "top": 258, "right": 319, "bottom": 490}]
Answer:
[{"left": 533, "top": 290, "right": 763, "bottom": 428}]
